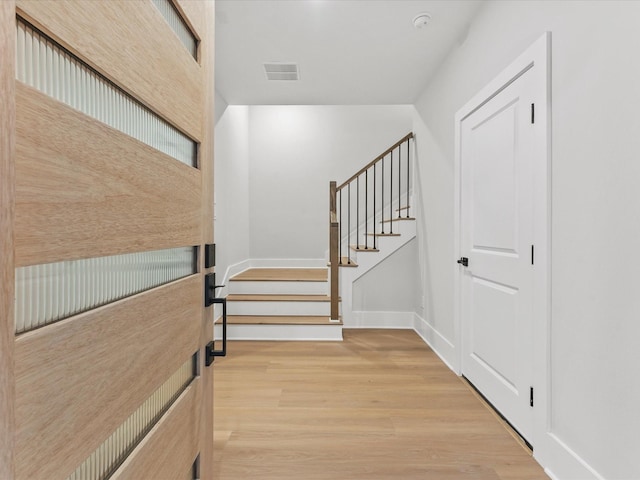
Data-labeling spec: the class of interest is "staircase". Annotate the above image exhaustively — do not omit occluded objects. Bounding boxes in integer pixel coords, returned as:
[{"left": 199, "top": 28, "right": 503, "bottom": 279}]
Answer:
[
  {"left": 215, "top": 132, "right": 415, "bottom": 341},
  {"left": 215, "top": 268, "right": 343, "bottom": 340},
  {"left": 329, "top": 132, "right": 416, "bottom": 326}
]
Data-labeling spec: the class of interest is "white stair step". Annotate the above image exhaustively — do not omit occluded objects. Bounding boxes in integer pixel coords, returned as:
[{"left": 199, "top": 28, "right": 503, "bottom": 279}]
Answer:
[
  {"left": 225, "top": 315, "right": 340, "bottom": 325},
  {"left": 229, "top": 280, "right": 327, "bottom": 295},
  {"left": 215, "top": 323, "right": 342, "bottom": 341},
  {"left": 226, "top": 294, "right": 333, "bottom": 317}
]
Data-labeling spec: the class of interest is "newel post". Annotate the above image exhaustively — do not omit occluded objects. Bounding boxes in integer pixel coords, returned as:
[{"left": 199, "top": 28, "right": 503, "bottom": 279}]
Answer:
[{"left": 329, "top": 181, "right": 339, "bottom": 321}]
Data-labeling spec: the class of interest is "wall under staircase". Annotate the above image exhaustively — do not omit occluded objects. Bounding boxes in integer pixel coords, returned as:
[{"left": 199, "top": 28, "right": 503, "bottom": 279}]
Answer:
[{"left": 340, "top": 215, "right": 416, "bottom": 327}]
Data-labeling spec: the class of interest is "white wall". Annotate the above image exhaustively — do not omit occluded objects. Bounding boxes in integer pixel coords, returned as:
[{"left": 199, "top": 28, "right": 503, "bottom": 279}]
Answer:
[
  {"left": 214, "top": 89, "right": 228, "bottom": 126},
  {"left": 413, "top": 1, "right": 640, "bottom": 478},
  {"left": 248, "top": 105, "right": 413, "bottom": 260},
  {"left": 214, "top": 106, "right": 250, "bottom": 286},
  {"left": 352, "top": 238, "right": 420, "bottom": 312}
]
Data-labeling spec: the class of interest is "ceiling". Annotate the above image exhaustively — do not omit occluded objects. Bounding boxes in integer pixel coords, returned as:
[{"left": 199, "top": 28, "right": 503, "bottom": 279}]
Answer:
[{"left": 214, "top": 0, "right": 485, "bottom": 106}]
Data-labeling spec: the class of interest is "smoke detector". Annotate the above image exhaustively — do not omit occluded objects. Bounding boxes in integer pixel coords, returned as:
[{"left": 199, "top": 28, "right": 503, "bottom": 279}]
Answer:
[
  {"left": 413, "top": 13, "right": 432, "bottom": 29},
  {"left": 264, "top": 63, "right": 299, "bottom": 81}
]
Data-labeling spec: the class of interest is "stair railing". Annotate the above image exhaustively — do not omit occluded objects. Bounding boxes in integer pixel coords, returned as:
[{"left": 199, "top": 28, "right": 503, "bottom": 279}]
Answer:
[{"left": 328, "top": 132, "right": 414, "bottom": 319}]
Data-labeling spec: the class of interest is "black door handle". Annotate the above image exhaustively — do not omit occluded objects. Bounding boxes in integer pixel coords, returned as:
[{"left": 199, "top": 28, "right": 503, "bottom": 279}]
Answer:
[
  {"left": 457, "top": 257, "right": 469, "bottom": 267},
  {"left": 205, "top": 297, "right": 227, "bottom": 366}
]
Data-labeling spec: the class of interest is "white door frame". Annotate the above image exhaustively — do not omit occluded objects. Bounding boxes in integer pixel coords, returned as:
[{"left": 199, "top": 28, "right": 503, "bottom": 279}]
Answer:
[{"left": 453, "top": 33, "right": 551, "bottom": 454}]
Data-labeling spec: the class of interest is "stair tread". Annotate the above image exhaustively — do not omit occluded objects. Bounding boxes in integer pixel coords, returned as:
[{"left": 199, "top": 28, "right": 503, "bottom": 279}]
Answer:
[
  {"left": 339, "top": 257, "right": 358, "bottom": 267},
  {"left": 230, "top": 268, "right": 327, "bottom": 282},
  {"left": 397, "top": 205, "right": 411, "bottom": 211},
  {"left": 380, "top": 217, "right": 415, "bottom": 223},
  {"left": 365, "top": 232, "right": 401, "bottom": 237},
  {"left": 224, "top": 315, "right": 342, "bottom": 325},
  {"left": 227, "top": 294, "right": 332, "bottom": 302},
  {"left": 328, "top": 257, "right": 359, "bottom": 267},
  {"left": 349, "top": 245, "right": 380, "bottom": 252}
]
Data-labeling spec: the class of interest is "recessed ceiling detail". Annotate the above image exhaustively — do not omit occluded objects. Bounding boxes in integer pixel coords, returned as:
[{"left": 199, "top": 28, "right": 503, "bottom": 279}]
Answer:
[{"left": 264, "top": 63, "right": 299, "bottom": 81}]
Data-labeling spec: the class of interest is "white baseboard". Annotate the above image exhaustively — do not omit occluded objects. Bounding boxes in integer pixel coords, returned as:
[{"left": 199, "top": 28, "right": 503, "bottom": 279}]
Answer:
[
  {"left": 215, "top": 259, "right": 252, "bottom": 320},
  {"left": 348, "top": 311, "right": 414, "bottom": 329},
  {"left": 215, "top": 323, "right": 343, "bottom": 341},
  {"left": 412, "top": 314, "right": 458, "bottom": 374},
  {"left": 538, "top": 432, "right": 604, "bottom": 480}
]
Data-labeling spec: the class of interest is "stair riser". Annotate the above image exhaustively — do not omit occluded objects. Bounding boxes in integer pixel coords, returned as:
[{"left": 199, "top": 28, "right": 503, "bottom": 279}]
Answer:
[
  {"left": 227, "top": 301, "right": 332, "bottom": 316},
  {"left": 215, "top": 323, "right": 343, "bottom": 341},
  {"left": 230, "top": 281, "right": 328, "bottom": 295}
]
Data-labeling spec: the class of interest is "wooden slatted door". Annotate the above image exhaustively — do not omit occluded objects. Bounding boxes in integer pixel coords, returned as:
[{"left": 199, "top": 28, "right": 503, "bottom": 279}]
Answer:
[{"left": 1, "top": 1, "right": 215, "bottom": 479}]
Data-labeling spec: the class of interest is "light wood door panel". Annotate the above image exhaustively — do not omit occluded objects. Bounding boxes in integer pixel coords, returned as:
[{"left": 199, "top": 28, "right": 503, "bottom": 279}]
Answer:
[
  {"left": 15, "top": 276, "right": 201, "bottom": 479},
  {"left": 15, "top": 83, "right": 202, "bottom": 267},
  {"left": 175, "top": 0, "right": 207, "bottom": 43},
  {"left": 460, "top": 68, "right": 535, "bottom": 441},
  {"left": 0, "top": 1, "right": 16, "bottom": 478},
  {"left": 112, "top": 381, "right": 201, "bottom": 480},
  {"left": 2, "top": 1, "right": 215, "bottom": 478},
  {"left": 16, "top": 0, "right": 203, "bottom": 140}
]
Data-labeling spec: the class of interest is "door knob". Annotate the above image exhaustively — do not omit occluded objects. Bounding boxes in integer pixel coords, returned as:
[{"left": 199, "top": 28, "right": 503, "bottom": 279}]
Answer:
[{"left": 457, "top": 257, "right": 469, "bottom": 267}]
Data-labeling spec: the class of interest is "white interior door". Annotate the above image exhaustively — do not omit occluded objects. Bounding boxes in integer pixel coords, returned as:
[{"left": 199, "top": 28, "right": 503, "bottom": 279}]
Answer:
[{"left": 459, "top": 67, "right": 536, "bottom": 442}]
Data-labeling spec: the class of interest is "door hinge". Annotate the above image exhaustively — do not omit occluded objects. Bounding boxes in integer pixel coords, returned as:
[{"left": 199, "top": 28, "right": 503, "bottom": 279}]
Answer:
[
  {"left": 531, "top": 103, "right": 535, "bottom": 124},
  {"left": 530, "top": 387, "right": 534, "bottom": 407},
  {"left": 531, "top": 245, "right": 535, "bottom": 265}
]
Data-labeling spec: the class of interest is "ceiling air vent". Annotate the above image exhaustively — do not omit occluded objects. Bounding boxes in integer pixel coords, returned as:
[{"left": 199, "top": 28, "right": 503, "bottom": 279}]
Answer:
[{"left": 264, "top": 63, "right": 299, "bottom": 81}]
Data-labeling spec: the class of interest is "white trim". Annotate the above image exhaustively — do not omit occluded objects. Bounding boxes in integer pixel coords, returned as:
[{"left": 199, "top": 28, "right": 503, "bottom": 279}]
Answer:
[
  {"left": 541, "top": 433, "right": 605, "bottom": 480},
  {"left": 412, "top": 314, "right": 458, "bottom": 373},
  {"left": 454, "top": 33, "right": 551, "bottom": 454},
  {"left": 215, "top": 259, "right": 252, "bottom": 320},
  {"left": 249, "top": 258, "right": 326, "bottom": 269},
  {"left": 214, "top": 323, "right": 343, "bottom": 341},
  {"left": 349, "top": 311, "right": 414, "bottom": 329}
]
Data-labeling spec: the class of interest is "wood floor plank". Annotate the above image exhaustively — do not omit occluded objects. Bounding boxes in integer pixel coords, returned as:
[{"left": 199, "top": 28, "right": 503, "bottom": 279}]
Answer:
[{"left": 213, "top": 329, "right": 548, "bottom": 480}]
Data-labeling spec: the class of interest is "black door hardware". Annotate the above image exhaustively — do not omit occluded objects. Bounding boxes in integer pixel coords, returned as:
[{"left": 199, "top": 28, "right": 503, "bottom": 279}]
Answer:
[
  {"left": 457, "top": 257, "right": 469, "bottom": 267},
  {"left": 205, "top": 297, "right": 227, "bottom": 366},
  {"left": 204, "top": 273, "right": 225, "bottom": 307}
]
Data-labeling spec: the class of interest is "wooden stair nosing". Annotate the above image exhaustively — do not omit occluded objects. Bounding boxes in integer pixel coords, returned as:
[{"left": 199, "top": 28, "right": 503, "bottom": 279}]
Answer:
[
  {"left": 349, "top": 245, "right": 379, "bottom": 252},
  {"left": 380, "top": 217, "right": 415, "bottom": 224},
  {"left": 328, "top": 257, "right": 358, "bottom": 267},
  {"left": 339, "top": 257, "right": 358, "bottom": 267},
  {"left": 226, "top": 294, "right": 333, "bottom": 302},
  {"left": 220, "top": 315, "right": 342, "bottom": 326},
  {"left": 365, "top": 232, "right": 401, "bottom": 237}
]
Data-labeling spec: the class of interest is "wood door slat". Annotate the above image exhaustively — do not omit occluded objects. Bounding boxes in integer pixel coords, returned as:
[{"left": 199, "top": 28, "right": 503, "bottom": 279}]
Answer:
[
  {"left": 14, "top": 275, "right": 201, "bottom": 480},
  {"left": 174, "top": 0, "right": 207, "bottom": 43},
  {"left": 15, "top": 83, "right": 202, "bottom": 267},
  {"left": 0, "top": 1, "right": 16, "bottom": 478},
  {"left": 16, "top": 0, "right": 203, "bottom": 140},
  {"left": 112, "top": 380, "right": 201, "bottom": 480}
]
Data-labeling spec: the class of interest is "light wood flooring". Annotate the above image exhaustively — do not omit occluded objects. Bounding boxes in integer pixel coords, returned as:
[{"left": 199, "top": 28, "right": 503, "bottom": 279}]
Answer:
[{"left": 213, "top": 329, "right": 548, "bottom": 480}]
